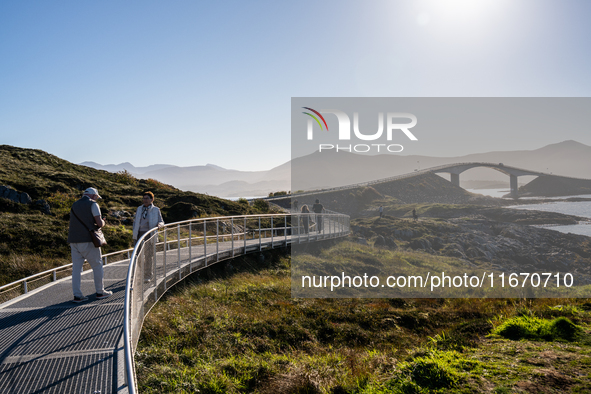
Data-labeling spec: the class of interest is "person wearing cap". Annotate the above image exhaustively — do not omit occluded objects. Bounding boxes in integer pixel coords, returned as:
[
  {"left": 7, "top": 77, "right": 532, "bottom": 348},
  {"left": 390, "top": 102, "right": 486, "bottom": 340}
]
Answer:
[
  {"left": 67, "top": 187, "right": 112, "bottom": 303},
  {"left": 132, "top": 191, "right": 165, "bottom": 245}
]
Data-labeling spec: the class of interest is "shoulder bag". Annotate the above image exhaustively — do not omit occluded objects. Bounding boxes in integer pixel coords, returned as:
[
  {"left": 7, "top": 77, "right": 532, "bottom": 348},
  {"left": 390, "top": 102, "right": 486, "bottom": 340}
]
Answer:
[{"left": 71, "top": 208, "right": 107, "bottom": 248}]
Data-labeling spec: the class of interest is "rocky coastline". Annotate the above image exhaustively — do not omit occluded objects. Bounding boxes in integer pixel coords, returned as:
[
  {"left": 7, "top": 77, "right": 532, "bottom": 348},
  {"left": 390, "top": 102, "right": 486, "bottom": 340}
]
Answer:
[{"left": 352, "top": 206, "right": 591, "bottom": 284}]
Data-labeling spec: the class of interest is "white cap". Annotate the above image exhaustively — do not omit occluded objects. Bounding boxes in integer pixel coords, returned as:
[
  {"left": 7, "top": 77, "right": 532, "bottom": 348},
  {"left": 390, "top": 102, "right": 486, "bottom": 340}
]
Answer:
[{"left": 83, "top": 187, "right": 102, "bottom": 199}]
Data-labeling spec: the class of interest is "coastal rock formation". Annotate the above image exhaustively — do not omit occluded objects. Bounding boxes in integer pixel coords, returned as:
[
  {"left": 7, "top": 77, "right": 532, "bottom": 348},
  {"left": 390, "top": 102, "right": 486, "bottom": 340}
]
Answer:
[{"left": 353, "top": 209, "right": 591, "bottom": 284}]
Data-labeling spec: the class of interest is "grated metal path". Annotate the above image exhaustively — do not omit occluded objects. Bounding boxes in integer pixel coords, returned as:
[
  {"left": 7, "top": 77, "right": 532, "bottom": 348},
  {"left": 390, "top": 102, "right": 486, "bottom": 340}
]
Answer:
[
  {"left": 0, "top": 260, "right": 128, "bottom": 394},
  {"left": 0, "top": 219, "right": 346, "bottom": 394}
]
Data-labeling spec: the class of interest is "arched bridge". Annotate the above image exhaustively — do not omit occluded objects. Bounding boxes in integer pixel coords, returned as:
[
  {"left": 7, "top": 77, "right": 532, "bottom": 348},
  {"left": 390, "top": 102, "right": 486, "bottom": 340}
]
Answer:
[
  {"left": 267, "top": 162, "right": 550, "bottom": 201},
  {"left": 429, "top": 162, "right": 548, "bottom": 197}
]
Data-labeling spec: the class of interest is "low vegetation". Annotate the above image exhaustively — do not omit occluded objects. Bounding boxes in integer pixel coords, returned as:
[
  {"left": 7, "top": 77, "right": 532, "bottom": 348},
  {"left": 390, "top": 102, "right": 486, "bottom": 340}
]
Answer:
[{"left": 137, "top": 245, "right": 591, "bottom": 393}]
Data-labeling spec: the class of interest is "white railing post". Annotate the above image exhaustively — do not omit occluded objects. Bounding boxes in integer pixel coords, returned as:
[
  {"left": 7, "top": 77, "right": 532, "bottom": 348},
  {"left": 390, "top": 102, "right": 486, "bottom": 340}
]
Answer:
[
  {"left": 53, "top": 271, "right": 56, "bottom": 282},
  {"left": 231, "top": 217, "right": 234, "bottom": 257},
  {"left": 23, "top": 281, "right": 28, "bottom": 294},
  {"left": 284, "top": 214, "right": 287, "bottom": 245},
  {"left": 177, "top": 225, "right": 181, "bottom": 280},
  {"left": 244, "top": 217, "right": 247, "bottom": 252},
  {"left": 189, "top": 224, "right": 192, "bottom": 271},
  {"left": 153, "top": 233, "right": 158, "bottom": 300},
  {"left": 216, "top": 219, "right": 219, "bottom": 261},
  {"left": 163, "top": 229, "right": 167, "bottom": 291},
  {"left": 271, "top": 216, "right": 274, "bottom": 248},
  {"left": 203, "top": 220, "right": 207, "bottom": 266}
]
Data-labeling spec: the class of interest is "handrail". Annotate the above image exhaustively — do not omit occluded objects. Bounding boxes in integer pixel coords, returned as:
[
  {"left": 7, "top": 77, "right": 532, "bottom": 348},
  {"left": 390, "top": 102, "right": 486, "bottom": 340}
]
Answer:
[
  {"left": 123, "top": 212, "right": 350, "bottom": 393},
  {"left": 0, "top": 247, "right": 134, "bottom": 298}
]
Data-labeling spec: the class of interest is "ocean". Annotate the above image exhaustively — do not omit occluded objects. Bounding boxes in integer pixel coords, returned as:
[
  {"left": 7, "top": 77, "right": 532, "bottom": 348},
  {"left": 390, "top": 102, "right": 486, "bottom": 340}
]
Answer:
[{"left": 468, "top": 189, "right": 591, "bottom": 237}]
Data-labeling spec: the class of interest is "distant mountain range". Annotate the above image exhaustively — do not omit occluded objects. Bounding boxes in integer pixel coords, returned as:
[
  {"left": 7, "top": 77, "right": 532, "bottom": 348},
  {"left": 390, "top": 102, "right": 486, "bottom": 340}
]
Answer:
[{"left": 80, "top": 140, "right": 591, "bottom": 197}]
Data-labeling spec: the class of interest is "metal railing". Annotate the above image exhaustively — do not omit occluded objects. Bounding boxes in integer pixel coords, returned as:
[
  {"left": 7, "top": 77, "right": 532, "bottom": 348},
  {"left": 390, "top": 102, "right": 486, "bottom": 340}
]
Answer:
[
  {"left": 123, "top": 212, "right": 350, "bottom": 393},
  {"left": 0, "top": 248, "right": 134, "bottom": 304}
]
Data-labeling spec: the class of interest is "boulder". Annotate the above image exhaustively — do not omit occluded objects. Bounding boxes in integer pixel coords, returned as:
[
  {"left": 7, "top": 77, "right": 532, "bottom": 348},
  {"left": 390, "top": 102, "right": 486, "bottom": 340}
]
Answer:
[
  {"left": 385, "top": 236, "right": 398, "bottom": 249},
  {"left": 35, "top": 199, "right": 51, "bottom": 215},
  {"left": 19, "top": 192, "right": 32, "bottom": 204},
  {"left": 374, "top": 235, "right": 386, "bottom": 246},
  {"left": 0, "top": 185, "right": 10, "bottom": 198},
  {"left": 7, "top": 189, "right": 18, "bottom": 203}
]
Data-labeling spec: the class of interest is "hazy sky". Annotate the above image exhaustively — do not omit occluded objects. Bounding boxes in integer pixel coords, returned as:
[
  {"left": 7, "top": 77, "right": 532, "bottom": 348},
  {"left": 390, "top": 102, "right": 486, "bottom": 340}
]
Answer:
[{"left": 1, "top": 0, "right": 590, "bottom": 171}]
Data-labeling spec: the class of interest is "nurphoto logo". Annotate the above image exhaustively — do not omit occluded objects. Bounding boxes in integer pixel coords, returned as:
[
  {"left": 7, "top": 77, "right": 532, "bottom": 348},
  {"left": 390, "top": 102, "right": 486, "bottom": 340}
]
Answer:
[{"left": 302, "top": 107, "right": 418, "bottom": 153}]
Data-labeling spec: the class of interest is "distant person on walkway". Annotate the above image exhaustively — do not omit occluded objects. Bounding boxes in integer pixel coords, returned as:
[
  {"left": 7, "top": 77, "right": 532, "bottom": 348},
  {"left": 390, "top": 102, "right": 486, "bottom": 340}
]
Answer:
[
  {"left": 379, "top": 205, "right": 384, "bottom": 218},
  {"left": 412, "top": 208, "right": 418, "bottom": 221},
  {"left": 301, "top": 205, "right": 310, "bottom": 234},
  {"left": 293, "top": 199, "right": 299, "bottom": 212},
  {"left": 132, "top": 191, "right": 165, "bottom": 245},
  {"left": 312, "top": 199, "right": 324, "bottom": 233},
  {"left": 68, "top": 187, "right": 112, "bottom": 303}
]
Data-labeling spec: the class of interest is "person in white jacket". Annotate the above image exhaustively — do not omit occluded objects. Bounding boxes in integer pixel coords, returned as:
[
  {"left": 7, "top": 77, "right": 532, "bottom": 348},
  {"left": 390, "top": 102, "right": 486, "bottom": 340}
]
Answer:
[{"left": 133, "top": 191, "right": 165, "bottom": 245}]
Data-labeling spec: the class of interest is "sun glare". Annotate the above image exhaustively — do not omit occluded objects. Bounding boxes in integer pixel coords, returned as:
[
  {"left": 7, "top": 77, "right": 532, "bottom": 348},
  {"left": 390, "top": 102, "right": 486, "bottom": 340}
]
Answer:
[{"left": 415, "top": 0, "right": 503, "bottom": 26}]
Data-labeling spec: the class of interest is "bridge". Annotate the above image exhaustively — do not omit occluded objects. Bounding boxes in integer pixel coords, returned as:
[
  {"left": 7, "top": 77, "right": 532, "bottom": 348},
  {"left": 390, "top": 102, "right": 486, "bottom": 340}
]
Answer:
[
  {"left": 0, "top": 212, "right": 350, "bottom": 393},
  {"left": 428, "top": 162, "right": 547, "bottom": 198},
  {"left": 267, "top": 162, "right": 552, "bottom": 201}
]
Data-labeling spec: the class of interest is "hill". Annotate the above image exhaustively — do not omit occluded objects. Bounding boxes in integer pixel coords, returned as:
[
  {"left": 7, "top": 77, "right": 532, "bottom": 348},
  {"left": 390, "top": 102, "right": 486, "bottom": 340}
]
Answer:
[
  {"left": 518, "top": 175, "right": 591, "bottom": 197},
  {"left": 82, "top": 140, "right": 591, "bottom": 197},
  {"left": 272, "top": 172, "right": 501, "bottom": 218},
  {"left": 0, "top": 145, "right": 270, "bottom": 287}
]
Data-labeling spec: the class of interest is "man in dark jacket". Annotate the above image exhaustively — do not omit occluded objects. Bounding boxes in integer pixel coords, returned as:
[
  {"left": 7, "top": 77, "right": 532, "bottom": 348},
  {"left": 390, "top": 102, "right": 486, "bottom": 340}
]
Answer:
[
  {"left": 312, "top": 199, "right": 324, "bottom": 233},
  {"left": 68, "top": 187, "right": 112, "bottom": 302}
]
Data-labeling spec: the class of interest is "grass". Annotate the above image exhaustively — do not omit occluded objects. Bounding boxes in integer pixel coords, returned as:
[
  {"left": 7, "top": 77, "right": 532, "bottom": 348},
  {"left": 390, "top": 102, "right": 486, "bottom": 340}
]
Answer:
[
  {"left": 492, "top": 315, "right": 582, "bottom": 342},
  {"left": 136, "top": 246, "right": 591, "bottom": 393}
]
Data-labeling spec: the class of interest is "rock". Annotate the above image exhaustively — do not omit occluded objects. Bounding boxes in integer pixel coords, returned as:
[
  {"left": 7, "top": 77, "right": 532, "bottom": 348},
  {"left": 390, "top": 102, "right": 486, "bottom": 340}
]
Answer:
[
  {"left": 35, "top": 199, "right": 51, "bottom": 215},
  {"left": 357, "top": 238, "right": 368, "bottom": 246},
  {"left": 110, "top": 210, "right": 131, "bottom": 218},
  {"left": 410, "top": 238, "right": 432, "bottom": 251},
  {"left": 7, "top": 189, "right": 18, "bottom": 203},
  {"left": 19, "top": 192, "right": 32, "bottom": 204},
  {"left": 374, "top": 235, "right": 386, "bottom": 246},
  {"left": 385, "top": 236, "right": 398, "bottom": 249},
  {"left": 0, "top": 185, "right": 10, "bottom": 198}
]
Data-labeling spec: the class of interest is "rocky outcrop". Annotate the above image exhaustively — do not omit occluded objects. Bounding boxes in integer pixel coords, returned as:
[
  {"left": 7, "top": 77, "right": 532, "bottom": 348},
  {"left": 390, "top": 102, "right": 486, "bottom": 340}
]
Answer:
[
  {"left": 353, "top": 210, "right": 591, "bottom": 283},
  {"left": 0, "top": 185, "right": 32, "bottom": 205}
]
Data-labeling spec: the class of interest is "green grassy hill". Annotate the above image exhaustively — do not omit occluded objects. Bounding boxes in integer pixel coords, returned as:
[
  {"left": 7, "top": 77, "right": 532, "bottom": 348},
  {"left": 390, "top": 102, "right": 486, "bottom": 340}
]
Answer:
[{"left": 0, "top": 145, "right": 270, "bottom": 286}]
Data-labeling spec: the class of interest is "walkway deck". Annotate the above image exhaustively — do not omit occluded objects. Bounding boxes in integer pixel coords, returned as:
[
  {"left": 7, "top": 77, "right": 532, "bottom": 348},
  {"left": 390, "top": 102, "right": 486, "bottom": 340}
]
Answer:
[{"left": 0, "top": 226, "right": 342, "bottom": 394}]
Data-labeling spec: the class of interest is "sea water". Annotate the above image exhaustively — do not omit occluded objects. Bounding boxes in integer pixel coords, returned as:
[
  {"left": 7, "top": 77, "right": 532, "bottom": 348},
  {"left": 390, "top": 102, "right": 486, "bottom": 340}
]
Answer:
[{"left": 468, "top": 189, "right": 591, "bottom": 237}]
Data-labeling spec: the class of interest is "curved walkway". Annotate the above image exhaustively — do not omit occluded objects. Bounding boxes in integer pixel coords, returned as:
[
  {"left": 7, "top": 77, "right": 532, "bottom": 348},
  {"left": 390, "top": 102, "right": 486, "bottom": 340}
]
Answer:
[{"left": 0, "top": 214, "right": 349, "bottom": 394}]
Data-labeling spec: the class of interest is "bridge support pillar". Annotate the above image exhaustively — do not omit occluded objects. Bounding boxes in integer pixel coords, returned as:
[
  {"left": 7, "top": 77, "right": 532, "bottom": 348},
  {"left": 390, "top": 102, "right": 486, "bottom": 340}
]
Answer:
[
  {"left": 450, "top": 173, "right": 460, "bottom": 187},
  {"left": 510, "top": 174, "right": 518, "bottom": 198}
]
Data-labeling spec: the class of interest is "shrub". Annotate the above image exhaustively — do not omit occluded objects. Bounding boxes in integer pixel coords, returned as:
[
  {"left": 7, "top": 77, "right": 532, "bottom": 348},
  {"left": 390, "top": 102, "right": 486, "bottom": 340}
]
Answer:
[
  {"left": 114, "top": 170, "right": 139, "bottom": 186},
  {"left": 492, "top": 315, "right": 581, "bottom": 342},
  {"left": 46, "top": 191, "right": 77, "bottom": 211},
  {"left": 253, "top": 199, "right": 269, "bottom": 212},
  {"left": 145, "top": 178, "right": 176, "bottom": 191}
]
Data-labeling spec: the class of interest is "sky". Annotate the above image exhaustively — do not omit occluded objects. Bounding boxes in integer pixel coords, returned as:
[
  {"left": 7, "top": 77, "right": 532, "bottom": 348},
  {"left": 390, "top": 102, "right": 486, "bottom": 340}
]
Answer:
[{"left": 1, "top": 0, "right": 591, "bottom": 171}]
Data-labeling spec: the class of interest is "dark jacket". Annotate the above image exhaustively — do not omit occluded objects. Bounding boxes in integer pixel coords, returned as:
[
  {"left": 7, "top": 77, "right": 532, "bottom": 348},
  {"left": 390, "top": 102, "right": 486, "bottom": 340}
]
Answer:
[{"left": 67, "top": 196, "right": 98, "bottom": 243}]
